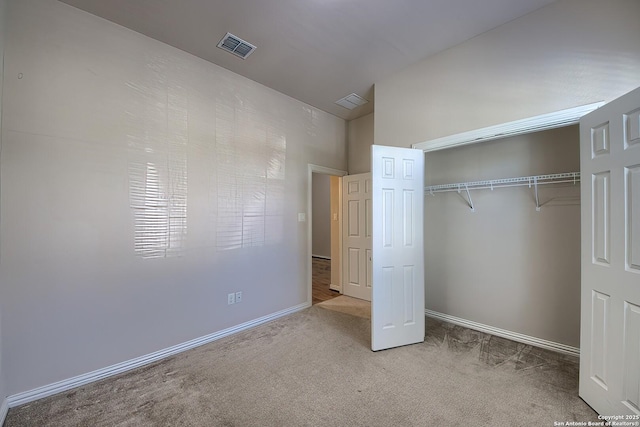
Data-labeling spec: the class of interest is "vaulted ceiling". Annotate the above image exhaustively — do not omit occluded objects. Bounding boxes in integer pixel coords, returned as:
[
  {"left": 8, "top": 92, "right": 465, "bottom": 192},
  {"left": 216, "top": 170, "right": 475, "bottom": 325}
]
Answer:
[{"left": 59, "top": 0, "right": 557, "bottom": 120}]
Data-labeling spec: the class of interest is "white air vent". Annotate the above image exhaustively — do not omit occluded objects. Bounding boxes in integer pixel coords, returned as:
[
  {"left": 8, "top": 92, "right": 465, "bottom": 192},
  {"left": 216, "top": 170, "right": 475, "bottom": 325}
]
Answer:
[
  {"left": 217, "top": 32, "right": 256, "bottom": 59},
  {"left": 335, "top": 93, "right": 369, "bottom": 110}
]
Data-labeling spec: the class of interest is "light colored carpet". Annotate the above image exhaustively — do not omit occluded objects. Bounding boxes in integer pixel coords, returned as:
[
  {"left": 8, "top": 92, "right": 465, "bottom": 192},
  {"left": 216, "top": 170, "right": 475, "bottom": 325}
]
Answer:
[
  {"left": 316, "top": 295, "right": 371, "bottom": 319},
  {"left": 5, "top": 305, "right": 597, "bottom": 426}
]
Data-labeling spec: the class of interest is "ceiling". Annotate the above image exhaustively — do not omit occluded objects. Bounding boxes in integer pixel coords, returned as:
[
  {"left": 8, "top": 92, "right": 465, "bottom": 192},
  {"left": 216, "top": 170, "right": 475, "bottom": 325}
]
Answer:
[{"left": 59, "top": 0, "right": 557, "bottom": 121}]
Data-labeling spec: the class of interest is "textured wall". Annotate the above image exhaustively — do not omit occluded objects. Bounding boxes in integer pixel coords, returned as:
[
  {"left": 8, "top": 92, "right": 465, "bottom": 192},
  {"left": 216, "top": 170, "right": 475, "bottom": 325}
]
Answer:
[
  {"left": 424, "top": 126, "right": 581, "bottom": 347},
  {"left": 0, "top": 0, "right": 346, "bottom": 396},
  {"left": 375, "top": 0, "right": 640, "bottom": 148}
]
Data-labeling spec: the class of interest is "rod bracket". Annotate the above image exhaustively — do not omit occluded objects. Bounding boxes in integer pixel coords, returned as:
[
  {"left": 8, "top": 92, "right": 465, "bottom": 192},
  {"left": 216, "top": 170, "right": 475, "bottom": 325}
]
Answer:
[
  {"left": 458, "top": 184, "right": 475, "bottom": 212},
  {"left": 533, "top": 177, "right": 540, "bottom": 211}
]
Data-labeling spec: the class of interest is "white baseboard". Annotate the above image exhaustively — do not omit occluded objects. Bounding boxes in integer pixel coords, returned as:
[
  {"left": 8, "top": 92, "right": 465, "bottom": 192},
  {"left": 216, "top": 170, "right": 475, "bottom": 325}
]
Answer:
[
  {"left": 425, "top": 309, "right": 580, "bottom": 358},
  {"left": 7, "top": 302, "right": 310, "bottom": 408},
  {"left": 312, "top": 254, "right": 331, "bottom": 260},
  {"left": 0, "top": 397, "right": 8, "bottom": 426}
]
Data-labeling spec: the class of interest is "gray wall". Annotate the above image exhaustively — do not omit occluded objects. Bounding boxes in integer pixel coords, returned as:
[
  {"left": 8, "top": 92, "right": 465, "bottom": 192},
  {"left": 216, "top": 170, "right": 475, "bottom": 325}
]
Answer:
[
  {"left": 0, "top": 0, "right": 346, "bottom": 396},
  {"left": 312, "top": 173, "right": 331, "bottom": 258},
  {"left": 0, "top": 0, "right": 6, "bottom": 407},
  {"left": 425, "top": 125, "right": 581, "bottom": 346},
  {"left": 375, "top": 0, "right": 640, "bottom": 147},
  {"left": 347, "top": 112, "right": 373, "bottom": 174}
]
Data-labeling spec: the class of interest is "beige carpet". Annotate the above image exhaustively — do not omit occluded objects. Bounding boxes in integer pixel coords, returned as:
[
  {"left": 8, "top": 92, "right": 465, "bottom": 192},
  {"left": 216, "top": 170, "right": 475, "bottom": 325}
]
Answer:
[
  {"left": 5, "top": 305, "right": 597, "bottom": 426},
  {"left": 316, "top": 295, "right": 371, "bottom": 319}
]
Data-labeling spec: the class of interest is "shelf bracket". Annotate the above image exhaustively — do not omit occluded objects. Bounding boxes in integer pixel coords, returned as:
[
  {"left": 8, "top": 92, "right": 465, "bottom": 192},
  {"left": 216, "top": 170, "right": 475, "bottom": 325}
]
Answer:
[
  {"left": 458, "top": 184, "right": 475, "bottom": 212},
  {"left": 533, "top": 177, "right": 540, "bottom": 211}
]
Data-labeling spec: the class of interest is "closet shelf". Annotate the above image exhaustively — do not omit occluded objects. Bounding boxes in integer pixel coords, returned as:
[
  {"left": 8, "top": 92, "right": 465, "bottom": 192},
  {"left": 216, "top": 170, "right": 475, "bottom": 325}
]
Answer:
[
  {"left": 425, "top": 172, "right": 580, "bottom": 193},
  {"left": 424, "top": 172, "right": 581, "bottom": 212}
]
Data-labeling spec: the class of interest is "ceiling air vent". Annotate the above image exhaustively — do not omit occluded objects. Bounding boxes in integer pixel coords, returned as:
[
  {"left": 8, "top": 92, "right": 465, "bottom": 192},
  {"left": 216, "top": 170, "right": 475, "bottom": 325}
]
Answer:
[
  {"left": 335, "top": 93, "right": 369, "bottom": 110},
  {"left": 217, "top": 32, "right": 256, "bottom": 59}
]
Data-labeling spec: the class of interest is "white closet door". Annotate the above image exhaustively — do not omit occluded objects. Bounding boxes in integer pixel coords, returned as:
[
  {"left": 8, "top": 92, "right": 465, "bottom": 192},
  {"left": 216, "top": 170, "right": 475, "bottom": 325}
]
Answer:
[
  {"left": 371, "top": 145, "right": 424, "bottom": 351},
  {"left": 579, "top": 86, "right": 640, "bottom": 415}
]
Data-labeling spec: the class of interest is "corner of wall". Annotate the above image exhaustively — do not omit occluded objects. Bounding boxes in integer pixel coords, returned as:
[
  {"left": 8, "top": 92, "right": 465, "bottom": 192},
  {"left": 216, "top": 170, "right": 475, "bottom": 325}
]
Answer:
[
  {"left": 0, "top": 312, "right": 6, "bottom": 425},
  {"left": 0, "top": 314, "right": 6, "bottom": 427},
  {"left": 347, "top": 112, "right": 374, "bottom": 174},
  {"left": 0, "top": 397, "right": 8, "bottom": 427},
  {"left": 0, "top": 0, "right": 8, "bottom": 420}
]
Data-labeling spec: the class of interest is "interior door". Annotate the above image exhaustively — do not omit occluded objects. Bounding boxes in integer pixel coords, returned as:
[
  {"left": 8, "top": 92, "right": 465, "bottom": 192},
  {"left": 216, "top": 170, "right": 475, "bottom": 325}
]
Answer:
[
  {"left": 371, "top": 145, "right": 425, "bottom": 351},
  {"left": 579, "top": 86, "right": 640, "bottom": 415},
  {"left": 342, "top": 173, "right": 372, "bottom": 301}
]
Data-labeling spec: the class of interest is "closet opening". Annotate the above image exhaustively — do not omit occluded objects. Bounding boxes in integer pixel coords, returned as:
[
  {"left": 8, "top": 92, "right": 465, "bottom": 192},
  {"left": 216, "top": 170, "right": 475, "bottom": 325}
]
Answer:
[{"left": 413, "top": 102, "right": 602, "bottom": 356}]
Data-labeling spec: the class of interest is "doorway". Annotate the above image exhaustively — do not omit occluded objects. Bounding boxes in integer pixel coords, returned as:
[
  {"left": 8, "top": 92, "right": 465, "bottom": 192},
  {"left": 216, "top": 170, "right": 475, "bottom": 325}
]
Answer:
[
  {"left": 307, "top": 165, "right": 347, "bottom": 306},
  {"left": 308, "top": 146, "right": 426, "bottom": 353},
  {"left": 311, "top": 172, "right": 340, "bottom": 305}
]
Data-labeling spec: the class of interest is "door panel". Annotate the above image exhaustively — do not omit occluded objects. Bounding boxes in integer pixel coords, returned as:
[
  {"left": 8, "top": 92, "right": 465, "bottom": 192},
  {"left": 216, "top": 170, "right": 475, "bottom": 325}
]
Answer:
[
  {"left": 348, "top": 248, "right": 360, "bottom": 284},
  {"left": 580, "top": 86, "right": 640, "bottom": 415},
  {"left": 589, "top": 290, "right": 609, "bottom": 390},
  {"left": 365, "top": 249, "right": 372, "bottom": 288},
  {"left": 623, "top": 301, "right": 640, "bottom": 412},
  {"left": 342, "top": 173, "right": 372, "bottom": 301},
  {"left": 371, "top": 145, "right": 424, "bottom": 351},
  {"left": 348, "top": 200, "right": 359, "bottom": 236},
  {"left": 592, "top": 172, "right": 610, "bottom": 265},
  {"left": 627, "top": 165, "right": 640, "bottom": 271}
]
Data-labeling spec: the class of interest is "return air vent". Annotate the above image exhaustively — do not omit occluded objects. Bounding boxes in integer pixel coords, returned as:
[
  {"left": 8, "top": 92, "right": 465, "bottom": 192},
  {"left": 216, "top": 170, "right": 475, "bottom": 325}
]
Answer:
[
  {"left": 335, "top": 93, "right": 369, "bottom": 110},
  {"left": 217, "top": 32, "right": 256, "bottom": 59}
]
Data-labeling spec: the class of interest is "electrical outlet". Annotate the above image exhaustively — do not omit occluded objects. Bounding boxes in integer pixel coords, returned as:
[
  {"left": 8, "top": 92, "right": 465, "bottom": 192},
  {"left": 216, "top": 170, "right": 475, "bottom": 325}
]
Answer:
[
  {"left": 235, "top": 291, "right": 242, "bottom": 303},
  {"left": 227, "top": 293, "right": 235, "bottom": 305}
]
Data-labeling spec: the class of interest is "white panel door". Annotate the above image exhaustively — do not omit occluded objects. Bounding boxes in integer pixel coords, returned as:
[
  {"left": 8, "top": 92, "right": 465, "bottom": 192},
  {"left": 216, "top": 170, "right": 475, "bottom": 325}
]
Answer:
[
  {"left": 342, "top": 173, "right": 372, "bottom": 301},
  {"left": 580, "top": 86, "right": 640, "bottom": 415},
  {"left": 371, "top": 145, "right": 424, "bottom": 351}
]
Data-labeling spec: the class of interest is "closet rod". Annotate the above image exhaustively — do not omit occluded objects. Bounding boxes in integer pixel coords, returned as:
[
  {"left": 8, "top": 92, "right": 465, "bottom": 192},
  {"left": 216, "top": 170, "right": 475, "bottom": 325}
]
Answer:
[{"left": 424, "top": 172, "right": 580, "bottom": 194}]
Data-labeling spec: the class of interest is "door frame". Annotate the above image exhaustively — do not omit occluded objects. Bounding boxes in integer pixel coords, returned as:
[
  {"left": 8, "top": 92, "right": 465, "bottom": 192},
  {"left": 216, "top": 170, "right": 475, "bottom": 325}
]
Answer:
[
  {"left": 307, "top": 164, "right": 347, "bottom": 306},
  {"left": 412, "top": 102, "right": 603, "bottom": 152}
]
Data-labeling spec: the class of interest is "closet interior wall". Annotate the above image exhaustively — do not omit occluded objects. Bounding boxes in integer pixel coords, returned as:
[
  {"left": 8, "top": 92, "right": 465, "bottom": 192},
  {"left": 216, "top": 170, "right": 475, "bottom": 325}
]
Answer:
[{"left": 424, "top": 125, "right": 581, "bottom": 348}]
